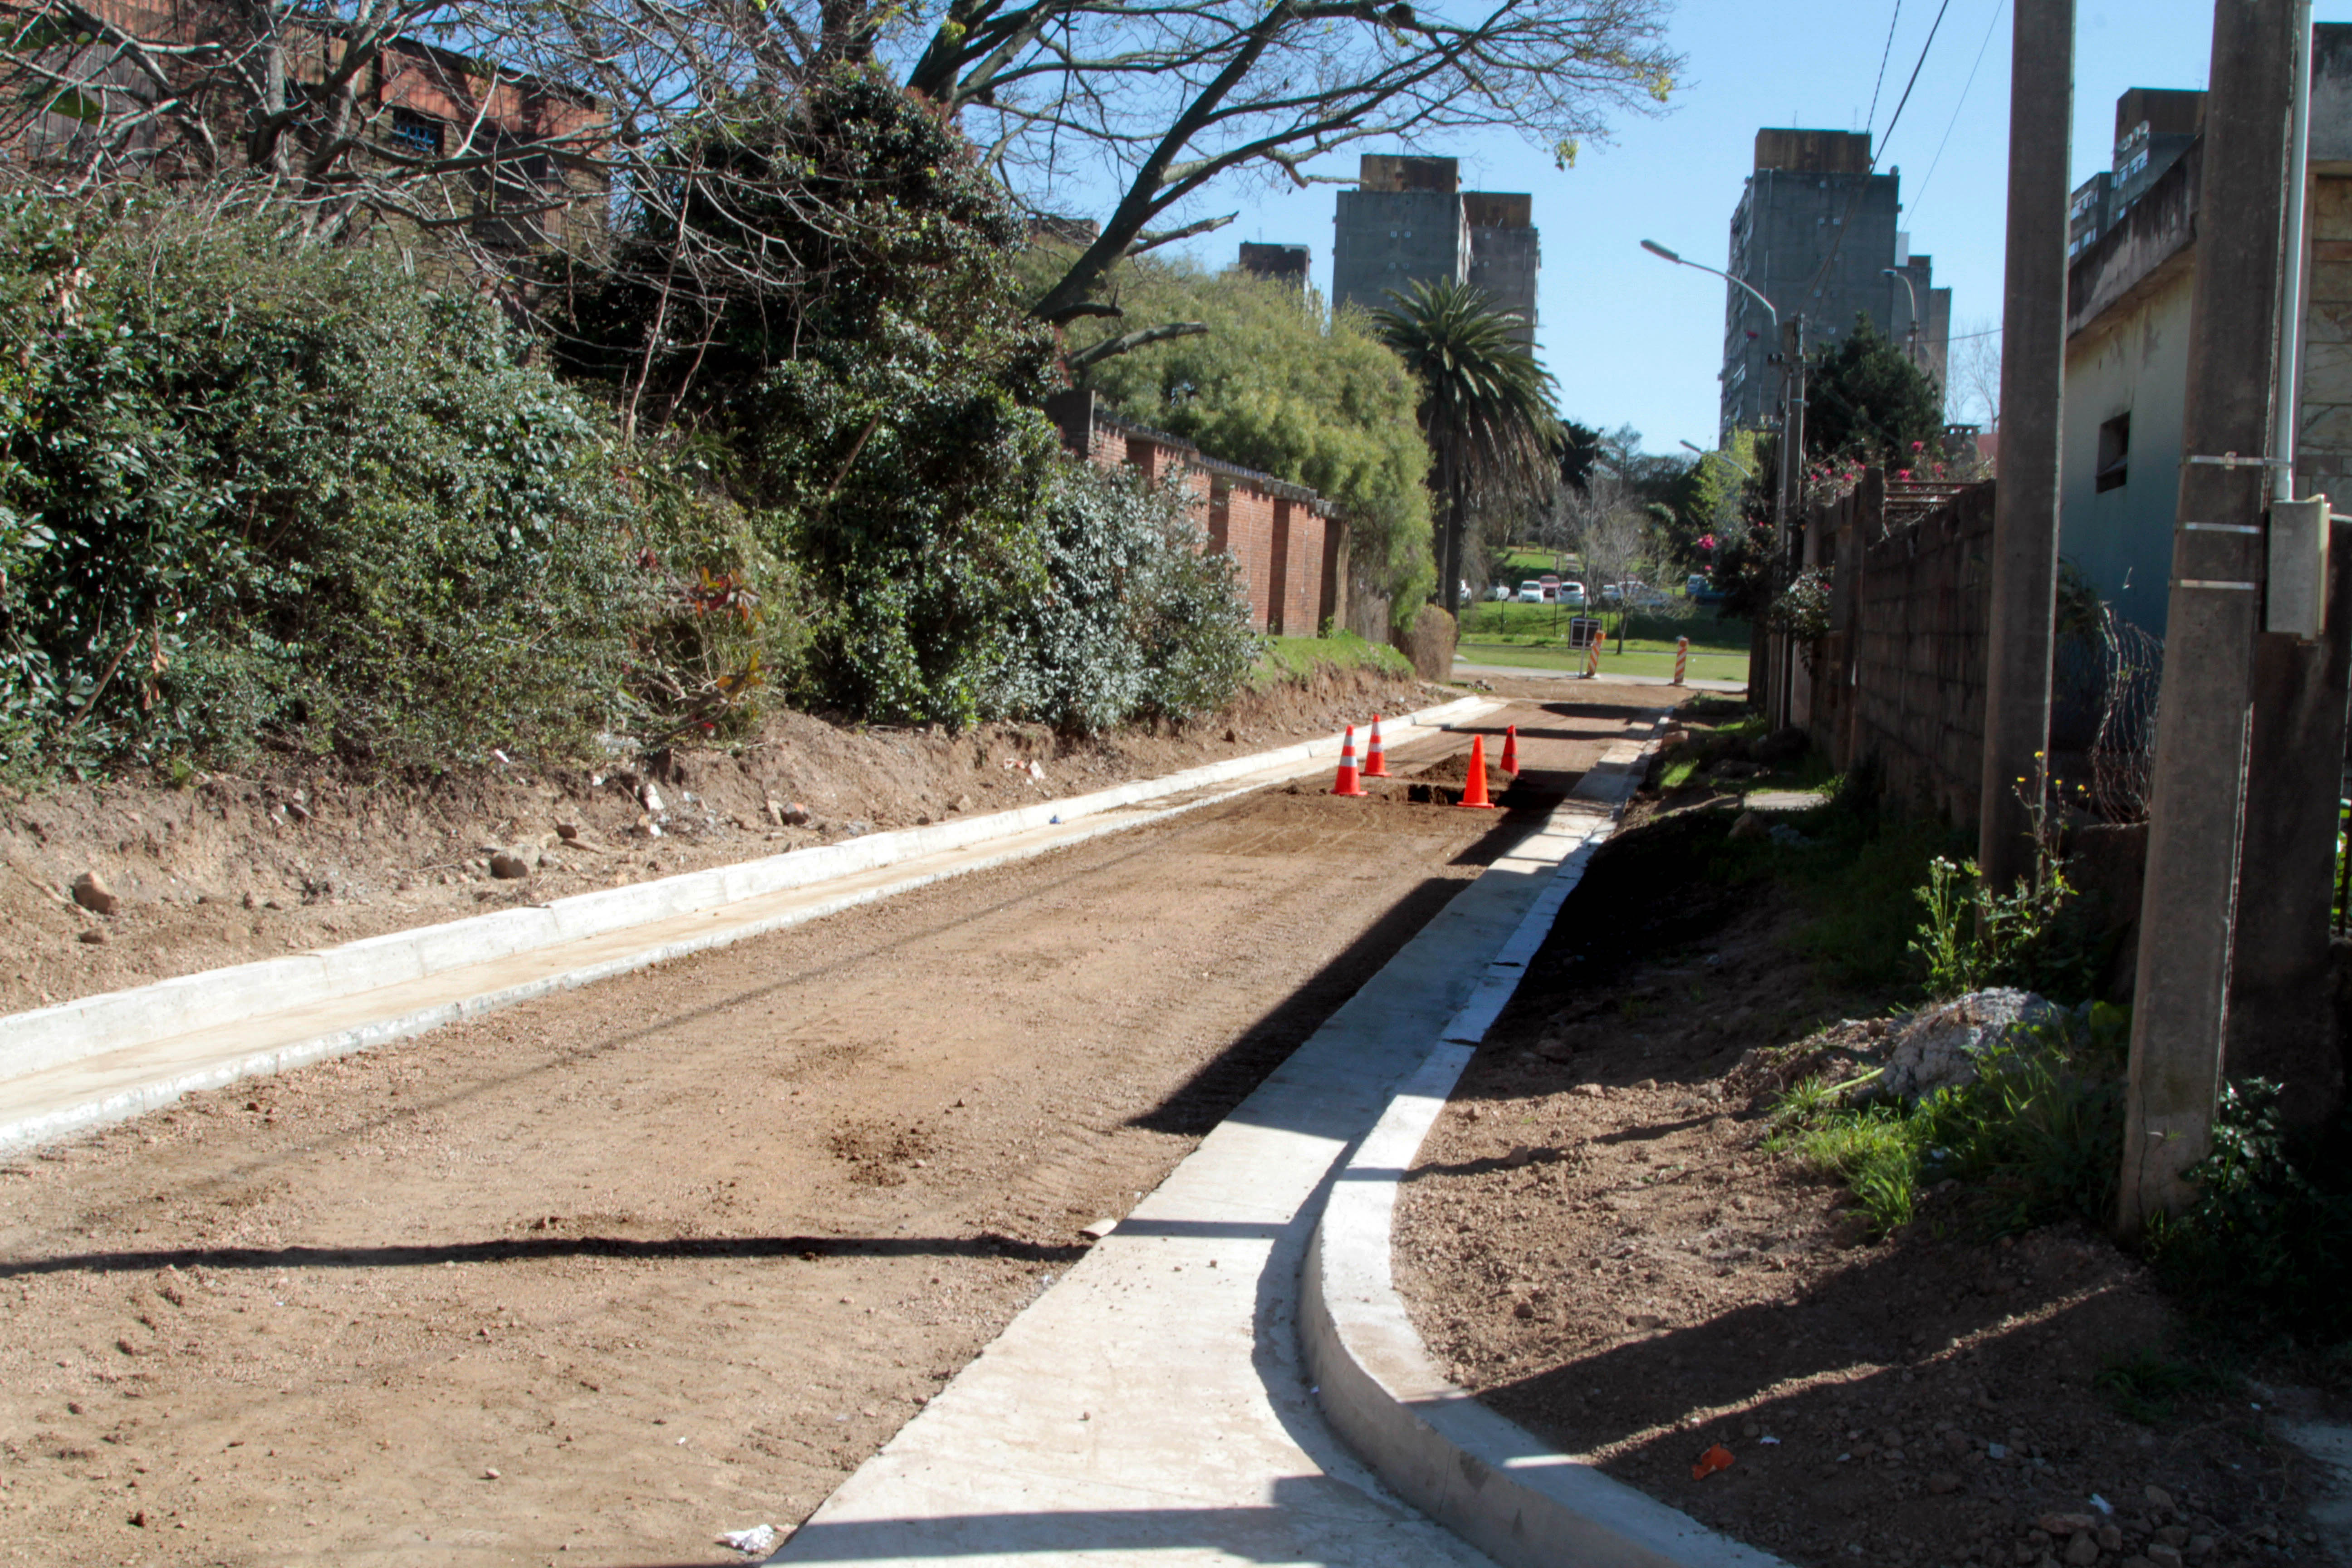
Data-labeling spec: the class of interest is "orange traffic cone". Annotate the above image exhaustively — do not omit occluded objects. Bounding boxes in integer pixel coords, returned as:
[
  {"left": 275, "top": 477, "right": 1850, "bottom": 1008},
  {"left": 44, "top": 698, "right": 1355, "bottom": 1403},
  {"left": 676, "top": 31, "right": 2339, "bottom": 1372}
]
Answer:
[
  {"left": 1500, "top": 724, "right": 1519, "bottom": 776},
  {"left": 1362, "top": 715, "right": 1389, "bottom": 777},
  {"left": 1457, "top": 735, "right": 1498, "bottom": 810},
  {"left": 1331, "top": 725, "right": 1368, "bottom": 797}
]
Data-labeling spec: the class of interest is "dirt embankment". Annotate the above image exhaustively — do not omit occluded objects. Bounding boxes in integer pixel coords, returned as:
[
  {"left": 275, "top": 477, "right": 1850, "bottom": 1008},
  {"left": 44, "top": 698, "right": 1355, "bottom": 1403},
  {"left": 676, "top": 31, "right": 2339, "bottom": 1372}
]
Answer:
[
  {"left": 0, "top": 665, "right": 1438, "bottom": 1018},
  {"left": 1395, "top": 802, "right": 2332, "bottom": 1568}
]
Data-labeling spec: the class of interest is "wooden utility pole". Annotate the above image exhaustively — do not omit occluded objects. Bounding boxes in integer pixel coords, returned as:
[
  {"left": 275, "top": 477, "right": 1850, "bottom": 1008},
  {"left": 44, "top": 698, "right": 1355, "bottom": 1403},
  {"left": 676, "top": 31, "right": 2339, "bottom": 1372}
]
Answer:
[
  {"left": 2120, "top": 0, "right": 2302, "bottom": 1236},
  {"left": 1976, "top": 0, "right": 2075, "bottom": 889}
]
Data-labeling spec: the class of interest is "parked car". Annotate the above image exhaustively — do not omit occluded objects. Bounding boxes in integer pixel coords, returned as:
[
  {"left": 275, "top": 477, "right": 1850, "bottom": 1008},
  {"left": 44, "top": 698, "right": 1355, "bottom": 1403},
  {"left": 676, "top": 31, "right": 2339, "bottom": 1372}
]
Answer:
[
  {"left": 1486, "top": 583, "right": 1514, "bottom": 601},
  {"left": 1619, "top": 581, "right": 1671, "bottom": 609},
  {"left": 1686, "top": 573, "right": 1727, "bottom": 608},
  {"left": 1516, "top": 580, "right": 1547, "bottom": 604},
  {"left": 1556, "top": 580, "right": 1588, "bottom": 609}
]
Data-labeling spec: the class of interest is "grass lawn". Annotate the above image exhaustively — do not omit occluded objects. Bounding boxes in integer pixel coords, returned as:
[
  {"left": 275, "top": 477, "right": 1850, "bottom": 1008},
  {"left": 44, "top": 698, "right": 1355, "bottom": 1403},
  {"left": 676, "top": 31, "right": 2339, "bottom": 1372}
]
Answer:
[
  {"left": 1455, "top": 638, "right": 1750, "bottom": 682},
  {"left": 1250, "top": 630, "right": 1414, "bottom": 687}
]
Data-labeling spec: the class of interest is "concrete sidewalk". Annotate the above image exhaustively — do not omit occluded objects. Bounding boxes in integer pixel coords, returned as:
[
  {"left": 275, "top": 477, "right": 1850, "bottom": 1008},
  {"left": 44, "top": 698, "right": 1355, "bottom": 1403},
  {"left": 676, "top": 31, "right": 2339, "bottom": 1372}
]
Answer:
[{"left": 770, "top": 715, "right": 1665, "bottom": 1567}]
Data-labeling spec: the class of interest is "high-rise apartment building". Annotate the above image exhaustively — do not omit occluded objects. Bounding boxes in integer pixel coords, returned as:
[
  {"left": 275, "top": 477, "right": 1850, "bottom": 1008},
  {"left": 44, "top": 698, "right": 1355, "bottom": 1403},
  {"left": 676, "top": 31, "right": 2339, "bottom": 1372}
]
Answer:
[
  {"left": 1719, "top": 129, "right": 1950, "bottom": 438},
  {"left": 1331, "top": 155, "right": 1539, "bottom": 343},
  {"left": 2068, "top": 88, "right": 2204, "bottom": 259}
]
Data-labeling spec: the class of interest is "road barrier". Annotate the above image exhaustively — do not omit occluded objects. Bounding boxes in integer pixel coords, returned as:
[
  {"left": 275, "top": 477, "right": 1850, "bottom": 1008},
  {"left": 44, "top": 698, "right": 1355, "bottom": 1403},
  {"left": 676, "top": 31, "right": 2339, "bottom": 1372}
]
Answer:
[
  {"left": 1457, "top": 736, "right": 1498, "bottom": 810},
  {"left": 1362, "top": 715, "right": 1389, "bottom": 778},
  {"left": 1330, "top": 725, "right": 1368, "bottom": 797},
  {"left": 1673, "top": 636, "right": 1689, "bottom": 685}
]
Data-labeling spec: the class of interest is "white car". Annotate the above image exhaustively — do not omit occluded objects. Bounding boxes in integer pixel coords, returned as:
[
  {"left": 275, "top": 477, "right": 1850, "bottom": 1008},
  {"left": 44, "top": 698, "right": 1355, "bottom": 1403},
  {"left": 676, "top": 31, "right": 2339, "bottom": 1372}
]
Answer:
[
  {"left": 1556, "top": 580, "right": 1588, "bottom": 609},
  {"left": 1516, "top": 580, "right": 1546, "bottom": 603},
  {"left": 1608, "top": 581, "right": 1670, "bottom": 609},
  {"left": 1485, "top": 583, "right": 1513, "bottom": 601}
]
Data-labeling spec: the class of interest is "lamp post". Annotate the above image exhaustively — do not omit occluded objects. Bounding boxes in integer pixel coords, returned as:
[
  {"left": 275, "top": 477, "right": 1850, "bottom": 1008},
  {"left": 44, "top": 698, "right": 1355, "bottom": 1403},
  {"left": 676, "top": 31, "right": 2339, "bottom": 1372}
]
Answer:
[
  {"left": 1882, "top": 267, "right": 1922, "bottom": 368},
  {"left": 1643, "top": 239, "right": 1796, "bottom": 717}
]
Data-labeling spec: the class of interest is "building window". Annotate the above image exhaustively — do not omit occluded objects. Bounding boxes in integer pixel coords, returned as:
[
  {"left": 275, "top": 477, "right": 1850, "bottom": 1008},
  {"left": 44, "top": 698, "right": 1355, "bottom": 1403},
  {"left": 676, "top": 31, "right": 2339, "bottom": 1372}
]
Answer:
[
  {"left": 2096, "top": 412, "right": 2131, "bottom": 493},
  {"left": 389, "top": 109, "right": 443, "bottom": 158}
]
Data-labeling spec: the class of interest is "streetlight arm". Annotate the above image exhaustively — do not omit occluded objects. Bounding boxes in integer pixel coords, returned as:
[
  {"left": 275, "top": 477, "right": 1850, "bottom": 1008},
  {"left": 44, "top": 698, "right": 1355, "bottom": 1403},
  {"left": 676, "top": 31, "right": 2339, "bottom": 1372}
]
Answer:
[{"left": 1641, "top": 239, "right": 1777, "bottom": 327}]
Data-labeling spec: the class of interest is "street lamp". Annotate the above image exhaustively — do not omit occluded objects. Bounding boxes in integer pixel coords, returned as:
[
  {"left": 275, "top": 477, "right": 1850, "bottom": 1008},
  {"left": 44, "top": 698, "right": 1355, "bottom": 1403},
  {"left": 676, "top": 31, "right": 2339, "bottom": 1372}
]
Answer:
[
  {"left": 1643, "top": 237, "right": 1795, "bottom": 717},
  {"left": 1881, "top": 267, "right": 1921, "bottom": 367},
  {"left": 1642, "top": 238, "right": 1778, "bottom": 327}
]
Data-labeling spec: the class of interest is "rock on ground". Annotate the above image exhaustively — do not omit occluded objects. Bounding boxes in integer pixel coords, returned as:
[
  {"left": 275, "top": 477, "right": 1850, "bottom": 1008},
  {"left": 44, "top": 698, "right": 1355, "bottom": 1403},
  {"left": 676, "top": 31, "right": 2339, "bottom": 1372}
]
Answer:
[{"left": 1880, "top": 987, "right": 2063, "bottom": 1102}]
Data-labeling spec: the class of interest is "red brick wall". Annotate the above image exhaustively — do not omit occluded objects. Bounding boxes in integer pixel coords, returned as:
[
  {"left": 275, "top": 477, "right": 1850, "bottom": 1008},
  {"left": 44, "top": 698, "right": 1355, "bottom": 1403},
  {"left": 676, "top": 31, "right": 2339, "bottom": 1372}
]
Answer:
[
  {"left": 1283, "top": 509, "right": 1327, "bottom": 636},
  {"left": 1222, "top": 483, "right": 1279, "bottom": 633}
]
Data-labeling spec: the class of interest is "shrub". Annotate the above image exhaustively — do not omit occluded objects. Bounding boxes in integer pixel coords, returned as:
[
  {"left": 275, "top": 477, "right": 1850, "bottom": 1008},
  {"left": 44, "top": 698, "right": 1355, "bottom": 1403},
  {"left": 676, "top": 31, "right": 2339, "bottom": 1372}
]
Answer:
[
  {"left": 2146, "top": 1083, "right": 2352, "bottom": 1345},
  {"left": 0, "top": 196, "right": 654, "bottom": 774},
  {"left": 987, "top": 464, "right": 1256, "bottom": 731}
]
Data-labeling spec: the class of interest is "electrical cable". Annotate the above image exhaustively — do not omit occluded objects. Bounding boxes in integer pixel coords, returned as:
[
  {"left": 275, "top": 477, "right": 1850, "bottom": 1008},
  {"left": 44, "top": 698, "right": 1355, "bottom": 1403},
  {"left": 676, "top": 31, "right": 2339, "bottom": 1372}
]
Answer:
[
  {"left": 1798, "top": 0, "right": 1956, "bottom": 315},
  {"left": 1908, "top": 0, "right": 2008, "bottom": 220},
  {"left": 1866, "top": 0, "right": 1904, "bottom": 139}
]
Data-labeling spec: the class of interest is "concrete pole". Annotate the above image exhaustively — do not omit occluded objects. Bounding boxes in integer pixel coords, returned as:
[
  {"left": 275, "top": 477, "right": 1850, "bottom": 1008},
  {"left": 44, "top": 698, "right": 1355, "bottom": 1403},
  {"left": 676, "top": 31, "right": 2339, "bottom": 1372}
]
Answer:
[
  {"left": 1976, "top": 0, "right": 2075, "bottom": 890},
  {"left": 2119, "top": 0, "right": 2301, "bottom": 1237},
  {"left": 1771, "top": 316, "right": 1808, "bottom": 729}
]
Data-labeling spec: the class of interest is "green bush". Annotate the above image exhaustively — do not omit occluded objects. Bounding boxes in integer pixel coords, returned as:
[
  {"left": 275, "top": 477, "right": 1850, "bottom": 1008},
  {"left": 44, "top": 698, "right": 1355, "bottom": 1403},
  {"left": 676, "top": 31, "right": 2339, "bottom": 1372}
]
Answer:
[
  {"left": 987, "top": 464, "right": 1257, "bottom": 731},
  {"left": 0, "top": 196, "right": 654, "bottom": 774},
  {"left": 564, "top": 69, "right": 1066, "bottom": 728},
  {"left": 2147, "top": 1083, "right": 2352, "bottom": 1345}
]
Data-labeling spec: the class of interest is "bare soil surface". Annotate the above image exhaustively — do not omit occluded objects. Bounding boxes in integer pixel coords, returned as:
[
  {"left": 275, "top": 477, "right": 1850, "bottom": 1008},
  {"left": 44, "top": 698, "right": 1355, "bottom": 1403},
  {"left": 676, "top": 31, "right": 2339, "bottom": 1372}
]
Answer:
[
  {"left": 0, "top": 665, "right": 1439, "bottom": 1018},
  {"left": 0, "top": 693, "right": 1656, "bottom": 1568},
  {"left": 1396, "top": 799, "right": 2337, "bottom": 1568}
]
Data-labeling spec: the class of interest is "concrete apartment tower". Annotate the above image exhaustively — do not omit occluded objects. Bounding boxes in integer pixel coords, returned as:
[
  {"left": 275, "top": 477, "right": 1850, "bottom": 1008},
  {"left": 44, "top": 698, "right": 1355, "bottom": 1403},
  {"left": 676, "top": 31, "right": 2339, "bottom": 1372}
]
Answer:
[
  {"left": 1330, "top": 155, "right": 1540, "bottom": 343},
  {"left": 2067, "top": 88, "right": 2205, "bottom": 260},
  {"left": 1719, "top": 129, "right": 1950, "bottom": 438}
]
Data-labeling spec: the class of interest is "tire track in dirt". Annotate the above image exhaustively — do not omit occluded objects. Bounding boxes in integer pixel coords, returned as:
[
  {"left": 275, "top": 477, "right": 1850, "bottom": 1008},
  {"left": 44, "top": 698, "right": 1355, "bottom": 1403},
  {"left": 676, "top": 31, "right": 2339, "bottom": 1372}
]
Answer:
[{"left": 0, "top": 701, "right": 1644, "bottom": 1568}]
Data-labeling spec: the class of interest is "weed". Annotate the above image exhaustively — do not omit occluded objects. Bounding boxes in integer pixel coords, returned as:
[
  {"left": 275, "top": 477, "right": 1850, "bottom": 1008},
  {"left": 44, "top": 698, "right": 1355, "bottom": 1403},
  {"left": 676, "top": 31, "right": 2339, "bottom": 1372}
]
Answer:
[
  {"left": 2093, "top": 1352, "right": 2225, "bottom": 1425},
  {"left": 1659, "top": 757, "right": 1700, "bottom": 790},
  {"left": 2146, "top": 1082, "right": 2352, "bottom": 1345},
  {"left": 1768, "top": 1006, "right": 2128, "bottom": 1242}
]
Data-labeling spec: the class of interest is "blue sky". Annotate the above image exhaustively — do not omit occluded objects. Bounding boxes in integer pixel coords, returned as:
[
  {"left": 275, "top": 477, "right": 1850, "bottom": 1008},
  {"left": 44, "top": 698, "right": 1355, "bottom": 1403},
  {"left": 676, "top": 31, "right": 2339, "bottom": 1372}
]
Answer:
[{"left": 1119, "top": 0, "right": 2352, "bottom": 460}]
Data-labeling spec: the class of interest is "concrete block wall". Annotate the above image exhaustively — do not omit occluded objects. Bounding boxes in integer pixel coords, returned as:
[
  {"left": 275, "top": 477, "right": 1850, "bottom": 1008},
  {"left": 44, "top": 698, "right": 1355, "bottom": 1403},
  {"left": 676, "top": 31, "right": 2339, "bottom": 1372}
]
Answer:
[{"left": 1838, "top": 480, "right": 1997, "bottom": 824}]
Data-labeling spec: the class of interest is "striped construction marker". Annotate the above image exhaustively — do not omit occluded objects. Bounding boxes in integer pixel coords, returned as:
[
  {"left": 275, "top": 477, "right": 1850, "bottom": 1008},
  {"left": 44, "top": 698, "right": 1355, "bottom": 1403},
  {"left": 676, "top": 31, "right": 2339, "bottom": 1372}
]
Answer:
[{"left": 1672, "top": 636, "right": 1689, "bottom": 686}]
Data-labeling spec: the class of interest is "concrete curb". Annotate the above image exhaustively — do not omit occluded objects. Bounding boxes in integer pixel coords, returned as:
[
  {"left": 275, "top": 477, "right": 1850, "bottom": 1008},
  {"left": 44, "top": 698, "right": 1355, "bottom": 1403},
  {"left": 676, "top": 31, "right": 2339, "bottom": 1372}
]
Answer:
[
  {"left": 0, "top": 696, "right": 1494, "bottom": 1153},
  {"left": 1301, "top": 715, "right": 1790, "bottom": 1568}
]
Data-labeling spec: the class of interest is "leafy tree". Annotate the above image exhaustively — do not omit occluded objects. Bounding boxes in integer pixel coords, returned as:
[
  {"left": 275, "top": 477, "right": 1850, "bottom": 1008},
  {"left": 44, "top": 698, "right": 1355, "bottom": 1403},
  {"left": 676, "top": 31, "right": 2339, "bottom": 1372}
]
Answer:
[
  {"left": 1805, "top": 313, "right": 1945, "bottom": 465},
  {"left": 562, "top": 69, "right": 1066, "bottom": 726},
  {"left": 1557, "top": 420, "right": 1602, "bottom": 494},
  {"left": 1372, "top": 279, "right": 1558, "bottom": 618},
  {"left": 1054, "top": 255, "right": 1434, "bottom": 618}
]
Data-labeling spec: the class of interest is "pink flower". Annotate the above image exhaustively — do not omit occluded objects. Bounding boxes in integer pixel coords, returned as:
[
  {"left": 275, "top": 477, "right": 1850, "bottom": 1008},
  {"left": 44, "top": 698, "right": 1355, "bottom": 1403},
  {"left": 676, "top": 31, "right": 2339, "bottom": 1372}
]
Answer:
[{"left": 1897, "top": 470, "right": 1912, "bottom": 480}]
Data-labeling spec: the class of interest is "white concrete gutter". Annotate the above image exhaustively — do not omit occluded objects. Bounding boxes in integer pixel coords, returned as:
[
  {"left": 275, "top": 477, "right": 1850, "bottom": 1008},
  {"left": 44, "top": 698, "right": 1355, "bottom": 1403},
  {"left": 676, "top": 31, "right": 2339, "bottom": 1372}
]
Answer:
[
  {"left": 1301, "top": 718, "right": 1790, "bottom": 1568},
  {"left": 0, "top": 696, "right": 1494, "bottom": 1154}
]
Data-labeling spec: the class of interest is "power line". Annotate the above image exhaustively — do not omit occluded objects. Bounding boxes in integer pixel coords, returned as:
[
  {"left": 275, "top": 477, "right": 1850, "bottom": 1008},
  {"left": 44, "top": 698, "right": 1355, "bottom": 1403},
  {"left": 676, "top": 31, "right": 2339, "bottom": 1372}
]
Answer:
[
  {"left": 1866, "top": 0, "right": 1904, "bottom": 139},
  {"left": 1909, "top": 0, "right": 2008, "bottom": 219},
  {"left": 1802, "top": 0, "right": 1957, "bottom": 306}
]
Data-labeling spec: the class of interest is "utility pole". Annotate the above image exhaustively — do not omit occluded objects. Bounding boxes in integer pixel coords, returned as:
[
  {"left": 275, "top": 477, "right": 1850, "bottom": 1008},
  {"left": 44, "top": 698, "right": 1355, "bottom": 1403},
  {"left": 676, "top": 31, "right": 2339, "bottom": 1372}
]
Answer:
[
  {"left": 2227, "top": 1, "right": 2344, "bottom": 1119},
  {"left": 1976, "top": 0, "right": 2074, "bottom": 891},
  {"left": 1770, "top": 314, "right": 1807, "bottom": 729},
  {"left": 2119, "top": 0, "right": 2302, "bottom": 1236}
]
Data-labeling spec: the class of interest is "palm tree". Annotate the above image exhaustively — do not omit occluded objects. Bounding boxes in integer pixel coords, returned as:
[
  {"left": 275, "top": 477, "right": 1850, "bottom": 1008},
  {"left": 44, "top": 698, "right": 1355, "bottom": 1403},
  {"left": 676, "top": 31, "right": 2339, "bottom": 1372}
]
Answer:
[{"left": 1371, "top": 279, "right": 1560, "bottom": 619}]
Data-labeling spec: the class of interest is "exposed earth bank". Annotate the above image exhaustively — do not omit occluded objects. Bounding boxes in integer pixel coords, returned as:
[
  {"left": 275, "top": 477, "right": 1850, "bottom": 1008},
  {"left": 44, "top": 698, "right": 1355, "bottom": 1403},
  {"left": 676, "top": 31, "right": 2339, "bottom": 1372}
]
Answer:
[
  {"left": 1394, "top": 798, "right": 2338, "bottom": 1568},
  {"left": 0, "top": 663, "right": 1438, "bottom": 1018}
]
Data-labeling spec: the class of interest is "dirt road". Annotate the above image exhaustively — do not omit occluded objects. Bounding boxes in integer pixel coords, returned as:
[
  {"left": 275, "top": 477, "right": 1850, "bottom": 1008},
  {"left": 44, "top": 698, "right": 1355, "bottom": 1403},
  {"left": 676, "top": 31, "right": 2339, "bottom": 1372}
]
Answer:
[{"left": 0, "top": 694, "right": 1656, "bottom": 1568}]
